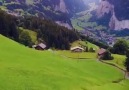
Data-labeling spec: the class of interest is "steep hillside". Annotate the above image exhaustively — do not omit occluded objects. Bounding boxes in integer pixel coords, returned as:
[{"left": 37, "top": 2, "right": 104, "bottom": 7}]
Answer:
[
  {"left": 97, "top": 0, "right": 129, "bottom": 30},
  {"left": 0, "top": 0, "right": 129, "bottom": 46},
  {"left": 71, "top": 0, "right": 129, "bottom": 31},
  {"left": 0, "top": 9, "right": 79, "bottom": 50},
  {"left": 71, "top": 40, "right": 99, "bottom": 51},
  {"left": 0, "top": 0, "right": 86, "bottom": 29},
  {"left": 71, "top": 0, "right": 129, "bottom": 45},
  {"left": 0, "top": 35, "right": 129, "bottom": 90}
]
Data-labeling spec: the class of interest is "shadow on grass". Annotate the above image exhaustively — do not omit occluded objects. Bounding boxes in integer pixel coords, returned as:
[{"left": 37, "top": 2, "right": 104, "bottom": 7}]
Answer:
[
  {"left": 68, "top": 57, "right": 94, "bottom": 59},
  {"left": 112, "top": 78, "right": 125, "bottom": 83}
]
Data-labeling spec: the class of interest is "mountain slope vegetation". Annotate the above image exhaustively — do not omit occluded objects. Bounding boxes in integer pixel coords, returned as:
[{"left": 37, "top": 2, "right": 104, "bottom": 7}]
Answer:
[
  {"left": 0, "top": 9, "right": 79, "bottom": 49},
  {"left": 0, "top": 35, "right": 129, "bottom": 90},
  {"left": 0, "top": 0, "right": 86, "bottom": 29}
]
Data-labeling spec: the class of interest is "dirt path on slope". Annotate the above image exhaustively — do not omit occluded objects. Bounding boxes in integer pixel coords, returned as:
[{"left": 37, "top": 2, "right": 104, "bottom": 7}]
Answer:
[
  {"left": 50, "top": 51, "right": 129, "bottom": 80},
  {"left": 98, "top": 59, "right": 129, "bottom": 81}
]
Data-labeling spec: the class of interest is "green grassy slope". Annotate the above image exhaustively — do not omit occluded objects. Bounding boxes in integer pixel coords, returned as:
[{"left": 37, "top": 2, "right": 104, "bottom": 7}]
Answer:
[
  {"left": 104, "top": 54, "right": 126, "bottom": 69},
  {"left": 0, "top": 35, "right": 129, "bottom": 90},
  {"left": 71, "top": 12, "right": 107, "bottom": 31},
  {"left": 56, "top": 50, "right": 97, "bottom": 59},
  {"left": 71, "top": 40, "right": 99, "bottom": 51}
]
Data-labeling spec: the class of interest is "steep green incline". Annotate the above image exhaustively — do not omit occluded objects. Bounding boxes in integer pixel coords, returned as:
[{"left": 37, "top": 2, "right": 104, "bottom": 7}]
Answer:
[
  {"left": 0, "top": 35, "right": 129, "bottom": 90},
  {"left": 71, "top": 40, "right": 99, "bottom": 50}
]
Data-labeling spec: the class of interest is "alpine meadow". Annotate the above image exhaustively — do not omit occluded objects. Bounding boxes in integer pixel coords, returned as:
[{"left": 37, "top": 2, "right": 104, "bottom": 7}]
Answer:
[{"left": 0, "top": 0, "right": 129, "bottom": 90}]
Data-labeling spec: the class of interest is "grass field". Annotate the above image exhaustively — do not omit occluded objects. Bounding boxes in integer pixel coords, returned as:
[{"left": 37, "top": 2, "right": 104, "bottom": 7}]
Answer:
[
  {"left": 0, "top": 35, "right": 129, "bottom": 90},
  {"left": 104, "top": 54, "right": 126, "bottom": 69},
  {"left": 71, "top": 40, "right": 99, "bottom": 51},
  {"left": 71, "top": 19, "right": 83, "bottom": 30},
  {"left": 56, "top": 50, "right": 97, "bottom": 59},
  {"left": 56, "top": 51, "right": 126, "bottom": 69}
]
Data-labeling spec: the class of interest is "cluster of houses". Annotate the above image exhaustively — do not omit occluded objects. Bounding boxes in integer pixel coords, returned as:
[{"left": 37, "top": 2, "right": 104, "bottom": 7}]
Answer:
[
  {"left": 71, "top": 46, "right": 107, "bottom": 60},
  {"left": 32, "top": 43, "right": 86, "bottom": 52},
  {"left": 70, "top": 46, "right": 106, "bottom": 57},
  {"left": 32, "top": 43, "right": 106, "bottom": 59},
  {"left": 81, "top": 28, "right": 116, "bottom": 47}
]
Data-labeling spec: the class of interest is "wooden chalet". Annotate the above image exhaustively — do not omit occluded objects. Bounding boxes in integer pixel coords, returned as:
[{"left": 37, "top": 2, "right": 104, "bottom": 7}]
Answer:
[
  {"left": 32, "top": 43, "right": 46, "bottom": 50},
  {"left": 70, "top": 46, "right": 84, "bottom": 52}
]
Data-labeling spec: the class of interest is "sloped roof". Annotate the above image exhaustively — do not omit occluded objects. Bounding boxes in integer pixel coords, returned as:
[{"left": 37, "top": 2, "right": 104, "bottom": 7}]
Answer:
[
  {"left": 32, "top": 43, "right": 46, "bottom": 49},
  {"left": 70, "top": 46, "right": 84, "bottom": 51},
  {"left": 98, "top": 48, "right": 106, "bottom": 55},
  {"left": 38, "top": 43, "right": 46, "bottom": 49}
]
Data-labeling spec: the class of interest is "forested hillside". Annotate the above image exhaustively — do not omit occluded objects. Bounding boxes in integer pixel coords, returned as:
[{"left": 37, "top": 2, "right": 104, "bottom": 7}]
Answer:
[{"left": 0, "top": 9, "right": 79, "bottom": 49}]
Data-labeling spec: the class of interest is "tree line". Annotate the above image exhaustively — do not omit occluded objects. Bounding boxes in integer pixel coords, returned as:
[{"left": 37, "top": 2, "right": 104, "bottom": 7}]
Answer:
[
  {"left": 79, "top": 34, "right": 109, "bottom": 49},
  {"left": 0, "top": 9, "right": 19, "bottom": 41},
  {"left": 0, "top": 9, "right": 79, "bottom": 49},
  {"left": 0, "top": 9, "right": 110, "bottom": 50},
  {"left": 17, "top": 16, "right": 79, "bottom": 49}
]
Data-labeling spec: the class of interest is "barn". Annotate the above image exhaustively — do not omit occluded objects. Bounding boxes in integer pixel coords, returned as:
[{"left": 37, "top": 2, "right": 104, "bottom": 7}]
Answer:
[{"left": 97, "top": 48, "right": 106, "bottom": 59}]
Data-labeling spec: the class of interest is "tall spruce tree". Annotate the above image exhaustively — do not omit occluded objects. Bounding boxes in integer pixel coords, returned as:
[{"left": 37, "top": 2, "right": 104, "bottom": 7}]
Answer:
[{"left": 125, "top": 49, "right": 129, "bottom": 72}]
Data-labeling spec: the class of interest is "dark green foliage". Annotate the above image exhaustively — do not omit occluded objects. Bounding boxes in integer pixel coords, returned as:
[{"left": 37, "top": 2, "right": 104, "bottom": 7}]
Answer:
[
  {"left": 108, "top": 47, "right": 114, "bottom": 53},
  {"left": 19, "top": 31, "right": 32, "bottom": 47},
  {"left": 89, "top": 47, "right": 95, "bottom": 52},
  {"left": 112, "top": 39, "right": 128, "bottom": 55},
  {"left": 125, "top": 49, "right": 129, "bottom": 72},
  {"left": 0, "top": 9, "right": 79, "bottom": 49},
  {"left": 18, "top": 16, "right": 79, "bottom": 50},
  {"left": 80, "top": 34, "right": 109, "bottom": 49},
  {"left": 0, "top": 0, "right": 86, "bottom": 22},
  {"left": 102, "top": 50, "right": 114, "bottom": 60},
  {"left": 0, "top": 9, "right": 19, "bottom": 41},
  {"left": 85, "top": 46, "right": 88, "bottom": 52},
  {"left": 125, "top": 59, "right": 129, "bottom": 72}
]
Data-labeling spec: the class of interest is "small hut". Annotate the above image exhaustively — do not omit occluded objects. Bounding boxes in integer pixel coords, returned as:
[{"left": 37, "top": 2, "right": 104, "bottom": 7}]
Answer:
[
  {"left": 70, "top": 46, "right": 84, "bottom": 52},
  {"left": 32, "top": 43, "right": 46, "bottom": 50},
  {"left": 97, "top": 48, "right": 106, "bottom": 59}
]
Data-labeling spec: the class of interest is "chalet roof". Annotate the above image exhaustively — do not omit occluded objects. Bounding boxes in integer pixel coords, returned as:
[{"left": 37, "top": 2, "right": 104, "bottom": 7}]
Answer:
[
  {"left": 98, "top": 48, "right": 106, "bottom": 55},
  {"left": 70, "top": 46, "right": 84, "bottom": 51},
  {"left": 32, "top": 43, "right": 46, "bottom": 49},
  {"left": 38, "top": 43, "right": 46, "bottom": 49}
]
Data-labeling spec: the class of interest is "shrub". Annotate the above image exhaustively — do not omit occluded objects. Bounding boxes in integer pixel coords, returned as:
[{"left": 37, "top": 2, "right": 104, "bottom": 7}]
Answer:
[
  {"left": 112, "top": 39, "right": 128, "bottom": 55},
  {"left": 102, "top": 50, "right": 114, "bottom": 60},
  {"left": 125, "top": 49, "right": 129, "bottom": 72},
  {"left": 85, "top": 46, "right": 88, "bottom": 52},
  {"left": 19, "top": 31, "right": 32, "bottom": 47},
  {"left": 89, "top": 47, "right": 95, "bottom": 52}
]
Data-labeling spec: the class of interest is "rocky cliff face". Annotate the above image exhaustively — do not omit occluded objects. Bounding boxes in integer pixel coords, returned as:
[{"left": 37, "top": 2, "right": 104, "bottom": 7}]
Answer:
[
  {"left": 0, "top": 0, "right": 86, "bottom": 29},
  {"left": 55, "top": 0, "right": 68, "bottom": 13},
  {"left": 97, "top": 0, "right": 129, "bottom": 30}
]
